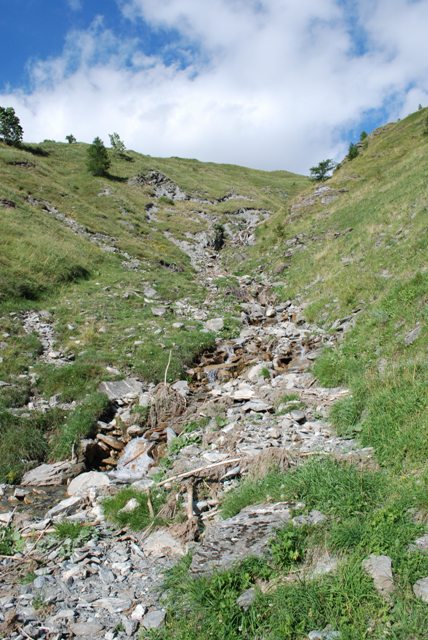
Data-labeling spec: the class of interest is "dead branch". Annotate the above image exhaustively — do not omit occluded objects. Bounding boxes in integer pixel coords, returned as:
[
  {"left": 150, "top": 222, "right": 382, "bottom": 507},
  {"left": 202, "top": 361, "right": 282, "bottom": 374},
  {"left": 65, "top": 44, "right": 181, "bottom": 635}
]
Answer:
[{"left": 157, "top": 457, "right": 241, "bottom": 487}]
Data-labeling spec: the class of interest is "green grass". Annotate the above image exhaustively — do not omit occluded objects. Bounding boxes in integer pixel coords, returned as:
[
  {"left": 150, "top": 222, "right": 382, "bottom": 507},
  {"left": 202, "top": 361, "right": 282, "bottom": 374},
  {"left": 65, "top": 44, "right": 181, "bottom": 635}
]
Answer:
[
  {"left": 102, "top": 486, "right": 169, "bottom": 530},
  {"left": 144, "top": 457, "right": 428, "bottom": 640},
  {"left": 221, "top": 458, "right": 385, "bottom": 519},
  {"left": 0, "top": 409, "right": 66, "bottom": 482},
  {"left": 49, "top": 392, "right": 110, "bottom": 460}
]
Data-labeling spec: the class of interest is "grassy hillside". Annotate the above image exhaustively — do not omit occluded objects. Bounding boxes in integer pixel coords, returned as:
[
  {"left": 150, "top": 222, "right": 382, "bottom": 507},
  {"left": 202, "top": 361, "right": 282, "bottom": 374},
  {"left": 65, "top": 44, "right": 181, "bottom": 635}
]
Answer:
[
  {"left": 247, "top": 108, "right": 427, "bottom": 475},
  {"left": 0, "top": 139, "right": 307, "bottom": 479},
  {"left": 144, "top": 111, "right": 428, "bottom": 640}
]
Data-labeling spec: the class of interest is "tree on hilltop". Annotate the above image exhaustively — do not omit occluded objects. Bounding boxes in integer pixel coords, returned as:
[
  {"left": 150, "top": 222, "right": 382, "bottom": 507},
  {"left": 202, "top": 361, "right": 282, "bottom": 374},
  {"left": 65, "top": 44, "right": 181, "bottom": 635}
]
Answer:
[
  {"left": 87, "top": 137, "right": 111, "bottom": 176},
  {"left": 309, "top": 159, "right": 336, "bottom": 181},
  {"left": 109, "top": 132, "right": 126, "bottom": 156},
  {"left": 66, "top": 134, "right": 76, "bottom": 144},
  {"left": 0, "top": 106, "right": 23, "bottom": 146}
]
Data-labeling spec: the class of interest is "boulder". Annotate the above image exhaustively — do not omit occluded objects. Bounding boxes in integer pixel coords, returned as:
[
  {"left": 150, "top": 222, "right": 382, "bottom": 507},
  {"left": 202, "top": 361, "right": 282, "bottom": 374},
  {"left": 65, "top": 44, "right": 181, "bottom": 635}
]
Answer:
[
  {"left": 190, "top": 503, "right": 291, "bottom": 575},
  {"left": 67, "top": 471, "right": 111, "bottom": 496},
  {"left": 21, "top": 461, "right": 84, "bottom": 486}
]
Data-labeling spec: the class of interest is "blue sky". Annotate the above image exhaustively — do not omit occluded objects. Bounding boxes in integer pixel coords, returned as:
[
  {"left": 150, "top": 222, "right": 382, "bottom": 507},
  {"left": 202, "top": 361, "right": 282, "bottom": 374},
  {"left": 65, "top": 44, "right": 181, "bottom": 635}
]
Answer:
[{"left": 1, "top": 0, "right": 428, "bottom": 172}]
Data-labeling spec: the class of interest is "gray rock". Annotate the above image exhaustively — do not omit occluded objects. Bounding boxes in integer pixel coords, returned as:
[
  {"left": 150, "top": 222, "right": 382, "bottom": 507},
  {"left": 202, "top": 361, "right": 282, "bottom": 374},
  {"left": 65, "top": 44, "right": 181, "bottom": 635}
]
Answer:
[
  {"left": 306, "top": 552, "right": 338, "bottom": 578},
  {"left": 122, "top": 617, "right": 139, "bottom": 636},
  {"left": 142, "top": 609, "right": 166, "bottom": 629},
  {"left": 92, "top": 596, "right": 132, "bottom": 613},
  {"left": 21, "top": 461, "right": 84, "bottom": 486},
  {"left": 308, "top": 626, "right": 341, "bottom": 639},
  {"left": 144, "top": 286, "right": 158, "bottom": 298},
  {"left": 111, "top": 436, "right": 154, "bottom": 482},
  {"left": 241, "top": 399, "right": 273, "bottom": 412},
  {"left": 404, "top": 324, "right": 421, "bottom": 346},
  {"left": 236, "top": 587, "right": 257, "bottom": 611},
  {"left": 67, "top": 471, "right": 110, "bottom": 496},
  {"left": 362, "top": 555, "right": 394, "bottom": 599},
  {"left": 45, "top": 496, "right": 83, "bottom": 520},
  {"left": 171, "top": 380, "right": 190, "bottom": 397},
  {"left": 409, "top": 534, "right": 428, "bottom": 554},
  {"left": 205, "top": 318, "right": 225, "bottom": 332},
  {"left": 293, "top": 510, "right": 326, "bottom": 526},
  {"left": 152, "top": 306, "right": 167, "bottom": 317},
  {"left": 131, "top": 604, "right": 148, "bottom": 621},
  {"left": 98, "top": 378, "right": 143, "bottom": 401},
  {"left": 70, "top": 622, "right": 105, "bottom": 636},
  {"left": 190, "top": 503, "right": 291, "bottom": 575},
  {"left": 289, "top": 410, "right": 306, "bottom": 423},
  {"left": 143, "top": 529, "right": 185, "bottom": 558},
  {"left": 413, "top": 577, "right": 428, "bottom": 603}
]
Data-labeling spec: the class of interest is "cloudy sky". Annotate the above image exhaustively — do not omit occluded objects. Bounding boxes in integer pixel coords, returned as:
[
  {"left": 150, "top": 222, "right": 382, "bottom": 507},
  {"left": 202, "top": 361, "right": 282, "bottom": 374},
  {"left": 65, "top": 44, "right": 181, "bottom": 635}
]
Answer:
[{"left": 1, "top": 0, "right": 428, "bottom": 172}]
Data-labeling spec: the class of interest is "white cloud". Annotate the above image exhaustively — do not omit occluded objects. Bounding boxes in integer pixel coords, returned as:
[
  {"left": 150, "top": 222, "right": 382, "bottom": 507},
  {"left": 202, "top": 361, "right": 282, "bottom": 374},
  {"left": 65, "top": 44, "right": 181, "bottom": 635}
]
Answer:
[
  {"left": 67, "top": 0, "right": 82, "bottom": 11},
  {"left": 2, "top": 1, "right": 428, "bottom": 171}
]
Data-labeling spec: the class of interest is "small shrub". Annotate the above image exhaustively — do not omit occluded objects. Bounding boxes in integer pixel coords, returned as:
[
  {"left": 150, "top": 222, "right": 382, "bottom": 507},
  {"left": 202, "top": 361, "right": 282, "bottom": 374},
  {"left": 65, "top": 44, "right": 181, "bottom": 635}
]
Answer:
[
  {"left": 213, "top": 223, "right": 225, "bottom": 251},
  {"left": 269, "top": 524, "right": 308, "bottom": 570},
  {"left": 0, "top": 526, "right": 24, "bottom": 555}
]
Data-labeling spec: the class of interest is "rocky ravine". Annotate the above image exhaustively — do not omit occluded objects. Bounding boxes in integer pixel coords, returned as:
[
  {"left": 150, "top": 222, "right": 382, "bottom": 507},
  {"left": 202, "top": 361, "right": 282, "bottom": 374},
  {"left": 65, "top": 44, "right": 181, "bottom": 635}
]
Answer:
[{"left": 1, "top": 216, "right": 372, "bottom": 639}]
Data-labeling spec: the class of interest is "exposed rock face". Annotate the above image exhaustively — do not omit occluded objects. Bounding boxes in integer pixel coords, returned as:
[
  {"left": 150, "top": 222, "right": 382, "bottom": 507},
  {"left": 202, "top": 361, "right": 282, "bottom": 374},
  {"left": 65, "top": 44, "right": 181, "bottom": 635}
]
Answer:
[
  {"left": 128, "top": 170, "right": 188, "bottom": 201},
  {"left": 190, "top": 503, "right": 292, "bottom": 575}
]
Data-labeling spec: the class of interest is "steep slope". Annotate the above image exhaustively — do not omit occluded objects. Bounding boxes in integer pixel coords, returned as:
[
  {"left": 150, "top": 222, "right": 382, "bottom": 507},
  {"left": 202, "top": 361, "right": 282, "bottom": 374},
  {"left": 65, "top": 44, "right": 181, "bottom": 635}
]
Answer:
[
  {"left": 0, "top": 140, "right": 307, "bottom": 479},
  {"left": 248, "top": 109, "right": 428, "bottom": 473},
  {"left": 0, "top": 112, "right": 427, "bottom": 640}
]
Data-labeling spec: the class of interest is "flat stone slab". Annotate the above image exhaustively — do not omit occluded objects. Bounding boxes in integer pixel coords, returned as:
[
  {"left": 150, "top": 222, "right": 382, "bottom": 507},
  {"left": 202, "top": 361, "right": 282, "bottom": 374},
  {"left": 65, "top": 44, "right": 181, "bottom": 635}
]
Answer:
[
  {"left": 45, "top": 495, "right": 83, "bottom": 520},
  {"left": 190, "top": 503, "right": 291, "bottom": 575},
  {"left": 98, "top": 378, "right": 143, "bottom": 401},
  {"left": 21, "top": 461, "right": 84, "bottom": 486},
  {"left": 362, "top": 555, "right": 394, "bottom": 599}
]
